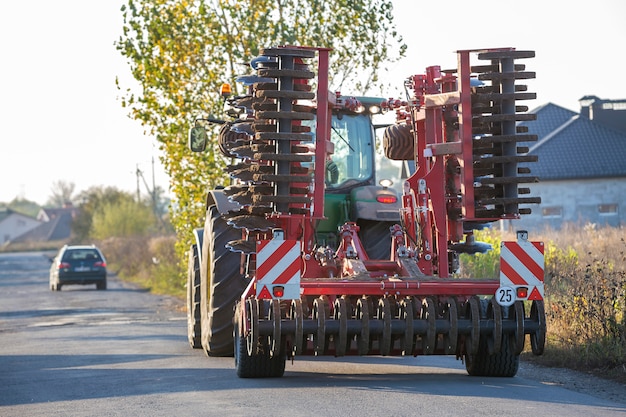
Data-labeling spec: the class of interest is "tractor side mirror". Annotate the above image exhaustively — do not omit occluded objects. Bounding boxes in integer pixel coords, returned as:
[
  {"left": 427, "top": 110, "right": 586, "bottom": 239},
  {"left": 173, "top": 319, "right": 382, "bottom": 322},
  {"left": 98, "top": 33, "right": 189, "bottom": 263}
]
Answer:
[{"left": 188, "top": 125, "right": 208, "bottom": 152}]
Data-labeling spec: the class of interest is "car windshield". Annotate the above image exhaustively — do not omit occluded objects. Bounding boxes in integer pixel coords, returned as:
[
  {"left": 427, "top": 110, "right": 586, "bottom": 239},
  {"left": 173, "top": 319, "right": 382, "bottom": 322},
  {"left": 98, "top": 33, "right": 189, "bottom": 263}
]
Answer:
[
  {"left": 62, "top": 249, "right": 102, "bottom": 262},
  {"left": 303, "top": 113, "right": 374, "bottom": 189}
]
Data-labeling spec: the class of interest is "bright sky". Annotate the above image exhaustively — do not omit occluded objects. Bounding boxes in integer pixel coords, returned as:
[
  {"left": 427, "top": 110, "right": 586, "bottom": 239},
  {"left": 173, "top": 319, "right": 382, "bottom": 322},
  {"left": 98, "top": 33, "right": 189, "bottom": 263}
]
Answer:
[{"left": 1, "top": 0, "right": 625, "bottom": 205}]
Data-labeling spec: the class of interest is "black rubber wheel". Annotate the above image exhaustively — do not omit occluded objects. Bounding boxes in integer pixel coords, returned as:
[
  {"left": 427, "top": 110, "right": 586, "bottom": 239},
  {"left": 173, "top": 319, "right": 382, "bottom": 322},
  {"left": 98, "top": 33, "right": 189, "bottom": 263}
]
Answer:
[
  {"left": 358, "top": 220, "right": 394, "bottom": 260},
  {"left": 96, "top": 280, "right": 107, "bottom": 290},
  {"left": 187, "top": 244, "right": 202, "bottom": 349},
  {"left": 234, "top": 303, "right": 286, "bottom": 378},
  {"left": 383, "top": 124, "right": 414, "bottom": 161},
  {"left": 200, "top": 205, "right": 248, "bottom": 357},
  {"left": 465, "top": 335, "right": 519, "bottom": 377}
]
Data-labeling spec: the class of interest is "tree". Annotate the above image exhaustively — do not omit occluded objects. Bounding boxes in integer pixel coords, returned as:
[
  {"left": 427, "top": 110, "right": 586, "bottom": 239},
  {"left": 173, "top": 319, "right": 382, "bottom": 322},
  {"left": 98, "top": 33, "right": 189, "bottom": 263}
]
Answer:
[
  {"left": 6, "top": 198, "right": 40, "bottom": 218},
  {"left": 91, "top": 198, "right": 155, "bottom": 239},
  {"left": 47, "top": 180, "right": 75, "bottom": 207},
  {"left": 116, "top": 0, "right": 406, "bottom": 269},
  {"left": 73, "top": 186, "right": 136, "bottom": 241}
]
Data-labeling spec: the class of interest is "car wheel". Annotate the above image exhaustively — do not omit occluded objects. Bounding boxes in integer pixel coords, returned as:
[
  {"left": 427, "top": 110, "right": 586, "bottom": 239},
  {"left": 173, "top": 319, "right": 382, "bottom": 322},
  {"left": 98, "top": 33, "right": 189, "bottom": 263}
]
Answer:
[{"left": 97, "top": 280, "right": 107, "bottom": 290}]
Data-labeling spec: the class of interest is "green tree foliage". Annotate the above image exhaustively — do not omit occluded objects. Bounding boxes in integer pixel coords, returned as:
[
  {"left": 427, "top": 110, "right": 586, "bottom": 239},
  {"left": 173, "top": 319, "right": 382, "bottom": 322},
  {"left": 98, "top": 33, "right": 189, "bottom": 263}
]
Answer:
[
  {"left": 4, "top": 198, "right": 40, "bottom": 218},
  {"left": 116, "top": 0, "right": 406, "bottom": 273},
  {"left": 73, "top": 186, "right": 138, "bottom": 241},
  {"left": 91, "top": 198, "right": 155, "bottom": 239}
]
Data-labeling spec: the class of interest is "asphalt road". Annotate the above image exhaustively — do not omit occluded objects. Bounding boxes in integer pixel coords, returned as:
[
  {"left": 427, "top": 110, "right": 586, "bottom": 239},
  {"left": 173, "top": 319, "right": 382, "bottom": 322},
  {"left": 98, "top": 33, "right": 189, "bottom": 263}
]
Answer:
[{"left": 1, "top": 251, "right": 624, "bottom": 417}]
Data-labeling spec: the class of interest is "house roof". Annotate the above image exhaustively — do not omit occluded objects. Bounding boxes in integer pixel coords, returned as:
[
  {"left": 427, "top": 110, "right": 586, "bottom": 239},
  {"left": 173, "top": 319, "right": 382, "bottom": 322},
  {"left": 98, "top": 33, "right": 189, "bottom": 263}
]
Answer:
[
  {"left": 12, "top": 209, "right": 73, "bottom": 243},
  {"left": 519, "top": 102, "right": 626, "bottom": 180},
  {"left": 0, "top": 207, "right": 37, "bottom": 223}
]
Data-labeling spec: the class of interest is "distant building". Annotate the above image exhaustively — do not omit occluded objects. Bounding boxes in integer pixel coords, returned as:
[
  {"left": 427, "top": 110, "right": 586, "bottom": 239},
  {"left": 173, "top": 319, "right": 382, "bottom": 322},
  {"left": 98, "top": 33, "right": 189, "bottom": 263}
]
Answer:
[
  {"left": 514, "top": 96, "right": 626, "bottom": 230},
  {"left": 0, "top": 208, "right": 42, "bottom": 244},
  {"left": 9, "top": 204, "right": 78, "bottom": 244}
]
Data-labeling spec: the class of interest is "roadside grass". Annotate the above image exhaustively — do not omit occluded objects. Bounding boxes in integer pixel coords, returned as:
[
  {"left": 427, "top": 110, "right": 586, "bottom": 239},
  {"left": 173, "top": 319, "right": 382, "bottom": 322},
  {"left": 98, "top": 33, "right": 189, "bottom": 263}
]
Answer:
[
  {"left": 98, "top": 235, "right": 186, "bottom": 302},
  {"left": 463, "top": 225, "right": 626, "bottom": 384}
]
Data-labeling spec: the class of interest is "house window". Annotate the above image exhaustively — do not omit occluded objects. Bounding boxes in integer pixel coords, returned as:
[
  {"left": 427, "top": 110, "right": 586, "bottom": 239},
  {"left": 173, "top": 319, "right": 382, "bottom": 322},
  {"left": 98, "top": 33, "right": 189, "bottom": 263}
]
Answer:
[
  {"left": 598, "top": 204, "right": 618, "bottom": 215},
  {"left": 542, "top": 206, "right": 563, "bottom": 218}
]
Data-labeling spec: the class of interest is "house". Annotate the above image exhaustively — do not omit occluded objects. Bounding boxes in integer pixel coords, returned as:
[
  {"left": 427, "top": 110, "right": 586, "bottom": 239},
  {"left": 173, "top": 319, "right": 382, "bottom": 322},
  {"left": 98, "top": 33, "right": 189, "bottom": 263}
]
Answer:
[
  {"left": 0, "top": 208, "right": 42, "bottom": 245},
  {"left": 513, "top": 96, "right": 626, "bottom": 230},
  {"left": 11, "top": 205, "right": 77, "bottom": 243}
]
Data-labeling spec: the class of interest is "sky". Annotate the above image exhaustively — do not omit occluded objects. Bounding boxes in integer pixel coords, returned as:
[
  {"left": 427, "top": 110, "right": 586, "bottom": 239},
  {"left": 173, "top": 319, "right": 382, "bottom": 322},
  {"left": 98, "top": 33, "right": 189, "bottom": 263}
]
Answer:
[{"left": 1, "top": 0, "right": 625, "bottom": 205}]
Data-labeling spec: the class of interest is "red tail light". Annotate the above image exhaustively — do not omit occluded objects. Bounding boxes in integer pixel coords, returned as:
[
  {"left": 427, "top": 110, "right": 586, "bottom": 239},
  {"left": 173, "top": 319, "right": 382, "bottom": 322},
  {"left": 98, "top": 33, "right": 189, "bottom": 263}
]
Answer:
[
  {"left": 376, "top": 195, "right": 397, "bottom": 204},
  {"left": 272, "top": 286, "right": 285, "bottom": 298},
  {"left": 58, "top": 262, "right": 70, "bottom": 269},
  {"left": 94, "top": 261, "right": 106, "bottom": 267}
]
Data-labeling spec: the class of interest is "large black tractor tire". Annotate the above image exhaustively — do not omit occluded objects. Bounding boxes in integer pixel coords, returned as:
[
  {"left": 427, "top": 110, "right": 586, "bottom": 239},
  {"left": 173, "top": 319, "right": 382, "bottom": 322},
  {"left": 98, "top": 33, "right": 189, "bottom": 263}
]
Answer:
[
  {"left": 187, "top": 244, "right": 202, "bottom": 349},
  {"left": 465, "top": 335, "right": 520, "bottom": 377},
  {"left": 234, "top": 303, "right": 286, "bottom": 378},
  {"left": 383, "top": 123, "right": 414, "bottom": 161},
  {"left": 465, "top": 299, "right": 519, "bottom": 377},
  {"left": 358, "top": 220, "right": 394, "bottom": 260},
  {"left": 200, "top": 205, "right": 248, "bottom": 357}
]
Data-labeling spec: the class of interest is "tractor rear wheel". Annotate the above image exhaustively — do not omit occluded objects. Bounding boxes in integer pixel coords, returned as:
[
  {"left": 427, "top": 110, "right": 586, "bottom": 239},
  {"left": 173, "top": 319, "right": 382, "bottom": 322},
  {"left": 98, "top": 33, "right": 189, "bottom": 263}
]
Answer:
[
  {"left": 187, "top": 244, "right": 202, "bottom": 348},
  {"left": 358, "top": 220, "right": 394, "bottom": 260},
  {"left": 200, "top": 205, "right": 248, "bottom": 357}
]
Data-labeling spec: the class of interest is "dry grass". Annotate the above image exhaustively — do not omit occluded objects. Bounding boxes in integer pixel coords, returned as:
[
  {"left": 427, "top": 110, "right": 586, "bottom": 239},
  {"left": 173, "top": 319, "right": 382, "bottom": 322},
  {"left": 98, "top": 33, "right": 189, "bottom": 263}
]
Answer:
[
  {"left": 465, "top": 224, "right": 626, "bottom": 384},
  {"left": 98, "top": 235, "right": 184, "bottom": 299}
]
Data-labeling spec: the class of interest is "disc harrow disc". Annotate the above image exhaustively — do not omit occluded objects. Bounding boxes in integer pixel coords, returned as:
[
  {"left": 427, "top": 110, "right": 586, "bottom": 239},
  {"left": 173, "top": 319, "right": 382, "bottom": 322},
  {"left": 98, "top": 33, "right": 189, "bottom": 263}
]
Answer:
[
  {"left": 477, "top": 50, "right": 535, "bottom": 60},
  {"left": 253, "top": 153, "right": 313, "bottom": 163},
  {"left": 257, "top": 68, "right": 315, "bottom": 79},
  {"left": 256, "top": 110, "right": 315, "bottom": 120},
  {"left": 255, "top": 90, "right": 315, "bottom": 100},
  {"left": 227, "top": 215, "right": 276, "bottom": 231},
  {"left": 227, "top": 239, "right": 258, "bottom": 254},
  {"left": 255, "top": 132, "right": 313, "bottom": 141},
  {"left": 260, "top": 47, "right": 316, "bottom": 58}
]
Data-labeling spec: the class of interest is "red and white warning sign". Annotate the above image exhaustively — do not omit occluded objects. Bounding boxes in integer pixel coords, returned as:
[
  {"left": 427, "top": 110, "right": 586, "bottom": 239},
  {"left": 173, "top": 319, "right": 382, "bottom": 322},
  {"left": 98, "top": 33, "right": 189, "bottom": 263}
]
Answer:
[
  {"left": 256, "top": 238, "right": 302, "bottom": 300},
  {"left": 498, "top": 232, "right": 544, "bottom": 306}
]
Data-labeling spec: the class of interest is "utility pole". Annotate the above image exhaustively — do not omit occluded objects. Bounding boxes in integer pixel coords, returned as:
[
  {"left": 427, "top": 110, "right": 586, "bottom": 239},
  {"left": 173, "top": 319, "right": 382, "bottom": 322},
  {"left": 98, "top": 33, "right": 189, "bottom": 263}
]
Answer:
[{"left": 136, "top": 162, "right": 164, "bottom": 231}]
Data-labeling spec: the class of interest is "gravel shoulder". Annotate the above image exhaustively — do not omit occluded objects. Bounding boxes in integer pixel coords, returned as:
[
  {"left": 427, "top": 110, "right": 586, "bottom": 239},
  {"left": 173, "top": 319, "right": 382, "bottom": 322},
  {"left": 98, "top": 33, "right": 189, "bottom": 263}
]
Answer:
[{"left": 518, "top": 361, "right": 626, "bottom": 405}]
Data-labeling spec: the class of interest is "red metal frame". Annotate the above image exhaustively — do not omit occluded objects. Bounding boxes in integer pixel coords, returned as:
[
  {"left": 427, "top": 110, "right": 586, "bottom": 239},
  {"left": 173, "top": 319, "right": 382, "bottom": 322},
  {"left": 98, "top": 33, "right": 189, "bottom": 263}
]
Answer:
[{"left": 238, "top": 47, "right": 529, "bottom": 333}]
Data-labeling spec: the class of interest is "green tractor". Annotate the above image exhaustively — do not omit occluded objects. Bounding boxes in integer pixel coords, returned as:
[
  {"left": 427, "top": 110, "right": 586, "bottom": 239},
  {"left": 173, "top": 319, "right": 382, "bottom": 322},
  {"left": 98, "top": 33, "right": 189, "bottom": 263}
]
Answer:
[{"left": 186, "top": 79, "right": 401, "bottom": 355}]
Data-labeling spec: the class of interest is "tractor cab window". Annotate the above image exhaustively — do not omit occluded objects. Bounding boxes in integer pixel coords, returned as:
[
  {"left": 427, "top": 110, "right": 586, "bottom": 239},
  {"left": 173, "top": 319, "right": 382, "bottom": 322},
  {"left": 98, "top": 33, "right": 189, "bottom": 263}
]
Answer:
[
  {"left": 301, "top": 113, "right": 374, "bottom": 189},
  {"left": 327, "top": 114, "right": 374, "bottom": 188}
]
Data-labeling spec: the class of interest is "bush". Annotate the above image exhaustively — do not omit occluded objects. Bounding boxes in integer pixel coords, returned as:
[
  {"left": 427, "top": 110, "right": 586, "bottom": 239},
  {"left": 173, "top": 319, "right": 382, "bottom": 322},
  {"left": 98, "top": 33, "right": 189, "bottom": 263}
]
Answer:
[{"left": 99, "top": 235, "right": 184, "bottom": 298}]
